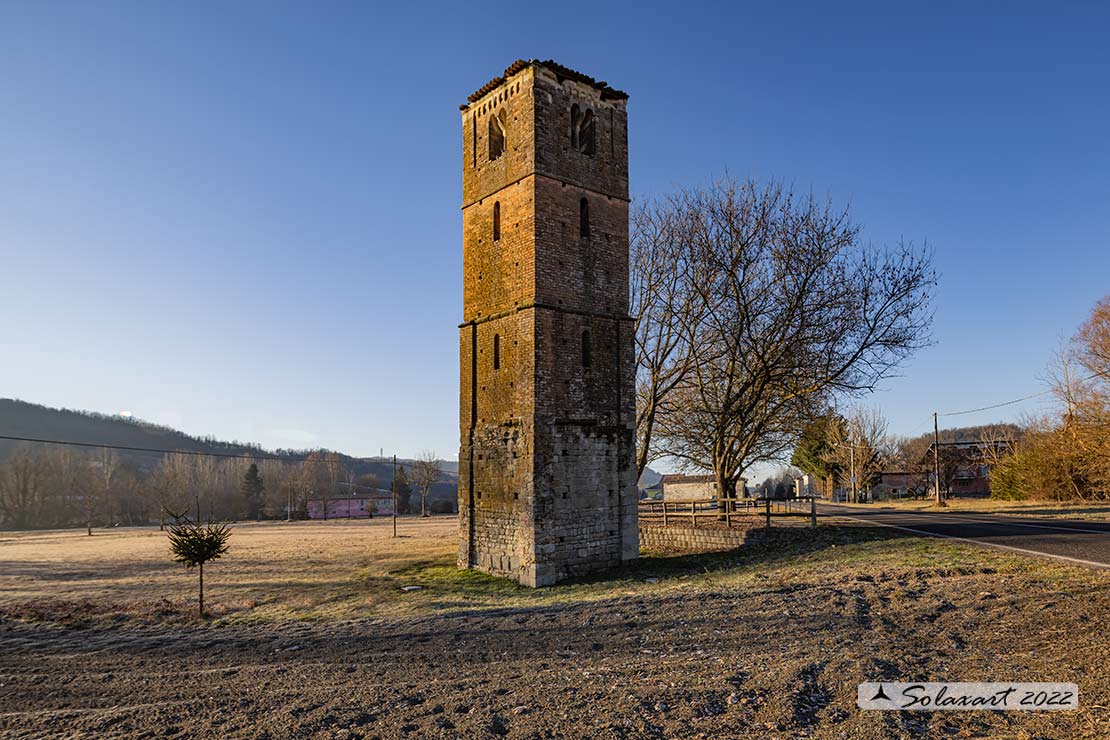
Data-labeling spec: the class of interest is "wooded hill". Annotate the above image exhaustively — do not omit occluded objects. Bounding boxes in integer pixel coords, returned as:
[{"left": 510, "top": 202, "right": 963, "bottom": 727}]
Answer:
[{"left": 0, "top": 398, "right": 457, "bottom": 489}]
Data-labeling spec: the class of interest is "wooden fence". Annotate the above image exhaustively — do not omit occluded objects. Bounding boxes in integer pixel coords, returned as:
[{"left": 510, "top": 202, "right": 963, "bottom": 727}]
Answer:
[{"left": 639, "top": 496, "right": 818, "bottom": 529}]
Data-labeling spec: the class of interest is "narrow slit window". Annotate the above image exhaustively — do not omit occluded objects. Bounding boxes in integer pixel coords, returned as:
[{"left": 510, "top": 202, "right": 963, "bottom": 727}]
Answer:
[
  {"left": 569, "top": 104, "right": 581, "bottom": 148},
  {"left": 493, "top": 201, "right": 501, "bottom": 241},
  {"left": 579, "top": 197, "right": 590, "bottom": 239},
  {"left": 581, "top": 329, "right": 592, "bottom": 368},
  {"left": 488, "top": 110, "right": 506, "bottom": 161},
  {"left": 493, "top": 334, "right": 500, "bottom": 371}
]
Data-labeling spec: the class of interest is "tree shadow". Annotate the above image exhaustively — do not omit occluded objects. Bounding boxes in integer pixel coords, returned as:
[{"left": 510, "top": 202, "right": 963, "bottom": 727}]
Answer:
[{"left": 571, "top": 523, "right": 909, "bottom": 585}]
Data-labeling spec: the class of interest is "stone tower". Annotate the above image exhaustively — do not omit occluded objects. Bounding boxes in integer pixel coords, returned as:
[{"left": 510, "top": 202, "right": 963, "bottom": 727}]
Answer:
[{"left": 458, "top": 60, "right": 637, "bottom": 587}]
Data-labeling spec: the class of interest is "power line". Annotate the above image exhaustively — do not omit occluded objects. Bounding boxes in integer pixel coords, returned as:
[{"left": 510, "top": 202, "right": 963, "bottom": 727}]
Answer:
[
  {"left": 0, "top": 434, "right": 411, "bottom": 466},
  {"left": 937, "top": 368, "right": 1110, "bottom": 418},
  {"left": 937, "top": 389, "right": 1052, "bottom": 417},
  {"left": 7, "top": 368, "right": 1108, "bottom": 464}
]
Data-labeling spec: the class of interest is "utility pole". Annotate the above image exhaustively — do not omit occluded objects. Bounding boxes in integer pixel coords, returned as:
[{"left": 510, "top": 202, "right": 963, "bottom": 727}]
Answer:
[
  {"left": 849, "top": 443, "right": 856, "bottom": 504},
  {"left": 392, "top": 454, "right": 398, "bottom": 538},
  {"left": 933, "top": 412, "right": 944, "bottom": 506}
]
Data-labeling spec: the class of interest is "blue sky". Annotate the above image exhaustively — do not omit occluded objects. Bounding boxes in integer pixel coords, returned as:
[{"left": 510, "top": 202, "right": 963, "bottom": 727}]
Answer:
[{"left": 1, "top": 2, "right": 1108, "bottom": 467}]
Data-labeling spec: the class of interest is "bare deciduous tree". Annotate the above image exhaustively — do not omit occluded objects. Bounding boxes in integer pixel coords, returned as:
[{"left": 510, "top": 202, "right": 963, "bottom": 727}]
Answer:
[
  {"left": 648, "top": 178, "right": 935, "bottom": 505},
  {"left": 98, "top": 448, "right": 118, "bottom": 527},
  {"left": 822, "top": 407, "right": 892, "bottom": 502},
  {"left": 301, "top": 451, "right": 341, "bottom": 520},
  {"left": 149, "top": 453, "right": 193, "bottom": 530},
  {"left": 191, "top": 455, "right": 221, "bottom": 521},
  {"left": 889, "top": 435, "right": 933, "bottom": 499},
  {"left": 258, "top": 459, "right": 298, "bottom": 520},
  {"left": 1075, "top": 296, "right": 1110, "bottom": 379},
  {"left": 987, "top": 297, "right": 1110, "bottom": 501},
  {"left": 0, "top": 447, "right": 47, "bottom": 530},
  {"left": 631, "top": 198, "right": 701, "bottom": 476},
  {"left": 412, "top": 451, "right": 441, "bottom": 518}
]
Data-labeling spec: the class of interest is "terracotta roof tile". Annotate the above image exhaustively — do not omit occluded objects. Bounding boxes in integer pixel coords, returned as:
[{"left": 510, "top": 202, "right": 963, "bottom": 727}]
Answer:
[
  {"left": 661, "top": 474, "right": 716, "bottom": 484},
  {"left": 463, "top": 59, "right": 628, "bottom": 108}
]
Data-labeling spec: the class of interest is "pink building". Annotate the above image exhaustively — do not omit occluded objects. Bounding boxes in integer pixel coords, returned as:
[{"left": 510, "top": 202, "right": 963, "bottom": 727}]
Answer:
[{"left": 306, "top": 492, "right": 393, "bottom": 519}]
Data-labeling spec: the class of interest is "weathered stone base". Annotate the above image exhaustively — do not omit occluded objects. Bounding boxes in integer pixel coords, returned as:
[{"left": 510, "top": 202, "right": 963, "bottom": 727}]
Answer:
[{"left": 460, "top": 552, "right": 632, "bottom": 588}]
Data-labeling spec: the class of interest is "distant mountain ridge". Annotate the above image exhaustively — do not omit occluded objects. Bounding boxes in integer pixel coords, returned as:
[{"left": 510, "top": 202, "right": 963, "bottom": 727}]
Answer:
[
  {"left": 638, "top": 466, "right": 662, "bottom": 489},
  {"left": 0, "top": 398, "right": 292, "bottom": 463},
  {"left": 0, "top": 399, "right": 457, "bottom": 486}
]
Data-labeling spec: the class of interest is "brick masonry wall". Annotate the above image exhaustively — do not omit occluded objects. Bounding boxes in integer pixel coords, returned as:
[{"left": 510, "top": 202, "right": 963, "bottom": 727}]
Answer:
[
  {"left": 533, "top": 177, "right": 629, "bottom": 318},
  {"left": 532, "top": 67, "right": 629, "bottom": 200},
  {"left": 459, "top": 61, "right": 637, "bottom": 587}
]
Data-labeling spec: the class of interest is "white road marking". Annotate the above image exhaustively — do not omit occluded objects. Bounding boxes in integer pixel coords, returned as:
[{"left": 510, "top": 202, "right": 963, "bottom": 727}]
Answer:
[
  {"left": 856, "top": 509, "right": 1110, "bottom": 536},
  {"left": 822, "top": 510, "right": 1110, "bottom": 570}
]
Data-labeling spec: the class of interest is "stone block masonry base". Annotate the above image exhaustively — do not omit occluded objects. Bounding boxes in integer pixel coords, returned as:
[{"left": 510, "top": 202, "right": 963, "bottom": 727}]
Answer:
[{"left": 638, "top": 523, "right": 766, "bottom": 554}]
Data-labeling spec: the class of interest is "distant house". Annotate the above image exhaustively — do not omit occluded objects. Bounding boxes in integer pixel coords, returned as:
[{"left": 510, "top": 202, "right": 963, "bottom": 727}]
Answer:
[
  {"left": 920, "top": 440, "right": 1014, "bottom": 497},
  {"left": 661, "top": 474, "right": 748, "bottom": 501},
  {"left": 661, "top": 474, "right": 716, "bottom": 501},
  {"left": 793, "top": 474, "right": 818, "bottom": 498},
  {"left": 873, "top": 471, "right": 924, "bottom": 500},
  {"left": 306, "top": 489, "right": 395, "bottom": 519}
]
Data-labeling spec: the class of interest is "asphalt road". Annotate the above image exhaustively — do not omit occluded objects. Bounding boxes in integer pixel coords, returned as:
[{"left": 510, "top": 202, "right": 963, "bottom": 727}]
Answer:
[{"left": 819, "top": 503, "right": 1110, "bottom": 570}]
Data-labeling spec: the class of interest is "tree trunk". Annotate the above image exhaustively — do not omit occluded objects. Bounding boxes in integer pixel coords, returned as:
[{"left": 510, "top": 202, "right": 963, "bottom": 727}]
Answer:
[
  {"left": 198, "top": 562, "right": 204, "bottom": 617},
  {"left": 715, "top": 472, "right": 735, "bottom": 521},
  {"left": 421, "top": 487, "right": 429, "bottom": 517},
  {"left": 636, "top": 403, "right": 657, "bottom": 478}
]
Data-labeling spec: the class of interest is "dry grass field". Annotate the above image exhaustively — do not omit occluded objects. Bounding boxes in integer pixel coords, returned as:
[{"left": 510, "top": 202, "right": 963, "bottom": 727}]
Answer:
[
  {"left": 0, "top": 517, "right": 466, "bottom": 622},
  {"left": 2, "top": 516, "right": 1109, "bottom": 739}
]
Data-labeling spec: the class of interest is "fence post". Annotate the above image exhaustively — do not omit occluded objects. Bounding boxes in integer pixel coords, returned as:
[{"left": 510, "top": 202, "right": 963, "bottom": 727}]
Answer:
[
  {"left": 765, "top": 498, "right": 771, "bottom": 528},
  {"left": 810, "top": 497, "right": 817, "bottom": 529}
]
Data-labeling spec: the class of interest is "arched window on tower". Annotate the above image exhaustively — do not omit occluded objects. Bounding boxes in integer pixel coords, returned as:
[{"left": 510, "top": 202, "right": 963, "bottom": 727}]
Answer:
[
  {"left": 569, "top": 105, "right": 596, "bottom": 156},
  {"left": 579, "top": 197, "right": 590, "bottom": 239},
  {"left": 493, "top": 201, "right": 501, "bottom": 241},
  {"left": 581, "top": 329, "right": 592, "bottom": 369},
  {"left": 489, "top": 110, "right": 506, "bottom": 161},
  {"left": 493, "top": 334, "right": 500, "bottom": 371},
  {"left": 578, "top": 109, "right": 596, "bottom": 156}
]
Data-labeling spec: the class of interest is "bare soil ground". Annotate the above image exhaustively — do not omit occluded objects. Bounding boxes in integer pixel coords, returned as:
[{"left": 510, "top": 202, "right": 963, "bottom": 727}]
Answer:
[{"left": 2, "top": 517, "right": 1109, "bottom": 739}]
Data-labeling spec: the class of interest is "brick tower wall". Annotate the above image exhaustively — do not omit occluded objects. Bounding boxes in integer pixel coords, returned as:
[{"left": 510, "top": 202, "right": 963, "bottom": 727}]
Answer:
[{"left": 459, "top": 61, "right": 637, "bottom": 587}]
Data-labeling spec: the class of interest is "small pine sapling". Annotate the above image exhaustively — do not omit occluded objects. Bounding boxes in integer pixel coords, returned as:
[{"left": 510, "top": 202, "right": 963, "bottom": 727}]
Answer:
[{"left": 167, "top": 517, "right": 231, "bottom": 617}]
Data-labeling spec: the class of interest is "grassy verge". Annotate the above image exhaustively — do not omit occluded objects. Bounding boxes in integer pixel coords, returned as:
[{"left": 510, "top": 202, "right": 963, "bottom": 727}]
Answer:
[{"left": 227, "top": 523, "right": 1054, "bottom": 623}]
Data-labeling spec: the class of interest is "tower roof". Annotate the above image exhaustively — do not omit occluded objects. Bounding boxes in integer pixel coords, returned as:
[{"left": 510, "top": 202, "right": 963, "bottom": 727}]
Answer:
[{"left": 461, "top": 59, "right": 628, "bottom": 110}]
